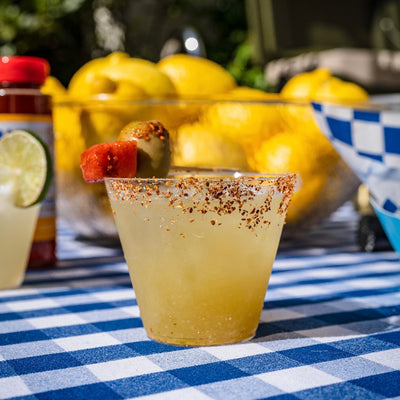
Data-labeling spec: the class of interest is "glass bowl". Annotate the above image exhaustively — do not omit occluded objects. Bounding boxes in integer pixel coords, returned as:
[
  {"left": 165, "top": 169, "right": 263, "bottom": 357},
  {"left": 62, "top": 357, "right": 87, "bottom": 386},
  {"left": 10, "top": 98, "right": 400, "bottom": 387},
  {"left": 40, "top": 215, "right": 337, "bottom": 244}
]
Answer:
[{"left": 54, "top": 97, "right": 359, "bottom": 239}]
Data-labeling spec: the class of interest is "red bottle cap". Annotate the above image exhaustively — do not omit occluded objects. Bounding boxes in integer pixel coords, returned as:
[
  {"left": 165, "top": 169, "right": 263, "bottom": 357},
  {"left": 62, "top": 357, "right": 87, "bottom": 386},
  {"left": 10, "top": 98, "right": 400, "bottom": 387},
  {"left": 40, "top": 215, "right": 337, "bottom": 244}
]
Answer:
[{"left": 0, "top": 56, "right": 50, "bottom": 84}]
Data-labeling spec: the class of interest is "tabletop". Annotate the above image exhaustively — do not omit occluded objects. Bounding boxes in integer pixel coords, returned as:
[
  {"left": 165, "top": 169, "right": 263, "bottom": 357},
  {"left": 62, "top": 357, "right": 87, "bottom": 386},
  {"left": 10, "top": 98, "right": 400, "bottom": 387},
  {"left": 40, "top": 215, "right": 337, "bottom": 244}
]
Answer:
[{"left": 1, "top": 203, "right": 400, "bottom": 400}]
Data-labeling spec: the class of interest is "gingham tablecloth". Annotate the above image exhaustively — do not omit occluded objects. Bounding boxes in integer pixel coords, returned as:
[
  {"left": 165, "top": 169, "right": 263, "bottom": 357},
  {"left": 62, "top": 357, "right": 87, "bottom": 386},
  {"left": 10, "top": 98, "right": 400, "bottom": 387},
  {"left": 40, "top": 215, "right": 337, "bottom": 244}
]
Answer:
[{"left": 1, "top": 204, "right": 400, "bottom": 400}]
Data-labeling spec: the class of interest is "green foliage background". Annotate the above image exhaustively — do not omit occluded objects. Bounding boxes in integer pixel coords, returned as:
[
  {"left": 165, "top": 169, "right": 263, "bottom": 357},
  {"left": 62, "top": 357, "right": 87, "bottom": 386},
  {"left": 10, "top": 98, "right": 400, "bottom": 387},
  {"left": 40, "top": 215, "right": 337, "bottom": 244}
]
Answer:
[{"left": 0, "top": 0, "right": 266, "bottom": 89}]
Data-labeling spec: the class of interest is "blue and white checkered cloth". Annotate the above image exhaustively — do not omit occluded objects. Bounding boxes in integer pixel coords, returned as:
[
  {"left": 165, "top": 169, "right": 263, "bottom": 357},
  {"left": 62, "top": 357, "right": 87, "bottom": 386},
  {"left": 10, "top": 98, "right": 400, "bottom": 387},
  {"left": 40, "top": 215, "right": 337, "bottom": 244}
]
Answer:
[
  {"left": 1, "top": 206, "right": 400, "bottom": 400},
  {"left": 312, "top": 102, "right": 400, "bottom": 214}
]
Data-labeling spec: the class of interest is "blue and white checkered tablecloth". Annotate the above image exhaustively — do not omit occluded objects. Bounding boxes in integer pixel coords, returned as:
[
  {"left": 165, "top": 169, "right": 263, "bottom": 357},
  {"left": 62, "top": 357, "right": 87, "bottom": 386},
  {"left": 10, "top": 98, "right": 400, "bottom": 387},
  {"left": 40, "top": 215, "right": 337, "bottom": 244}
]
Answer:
[{"left": 1, "top": 204, "right": 400, "bottom": 400}]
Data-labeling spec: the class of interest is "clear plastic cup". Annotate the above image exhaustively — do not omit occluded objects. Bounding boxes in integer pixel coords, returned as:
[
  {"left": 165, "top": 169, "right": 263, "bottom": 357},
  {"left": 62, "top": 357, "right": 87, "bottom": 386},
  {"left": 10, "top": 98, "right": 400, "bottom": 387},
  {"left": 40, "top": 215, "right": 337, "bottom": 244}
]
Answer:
[
  {"left": 0, "top": 171, "right": 40, "bottom": 289},
  {"left": 105, "top": 171, "right": 296, "bottom": 346}
]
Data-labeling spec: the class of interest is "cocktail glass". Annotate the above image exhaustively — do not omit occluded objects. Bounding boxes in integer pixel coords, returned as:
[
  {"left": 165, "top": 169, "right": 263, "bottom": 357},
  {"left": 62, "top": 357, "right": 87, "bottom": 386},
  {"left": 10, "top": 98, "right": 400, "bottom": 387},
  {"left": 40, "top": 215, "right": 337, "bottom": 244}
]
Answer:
[
  {"left": 0, "top": 170, "right": 40, "bottom": 289},
  {"left": 105, "top": 171, "right": 296, "bottom": 346}
]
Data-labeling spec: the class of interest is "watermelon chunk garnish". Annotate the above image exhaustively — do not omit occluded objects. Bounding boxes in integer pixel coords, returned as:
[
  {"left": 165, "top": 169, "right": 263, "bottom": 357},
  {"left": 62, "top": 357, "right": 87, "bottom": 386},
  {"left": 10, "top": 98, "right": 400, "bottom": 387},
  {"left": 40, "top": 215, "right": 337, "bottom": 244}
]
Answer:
[{"left": 80, "top": 141, "right": 137, "bottom": 183}]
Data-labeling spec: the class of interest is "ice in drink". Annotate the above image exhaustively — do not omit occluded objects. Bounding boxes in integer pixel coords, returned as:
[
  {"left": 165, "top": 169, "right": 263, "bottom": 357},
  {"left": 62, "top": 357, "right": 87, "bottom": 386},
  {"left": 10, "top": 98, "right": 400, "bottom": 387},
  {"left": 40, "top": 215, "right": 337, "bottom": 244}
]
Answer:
[{"left": 106, "top": 172, "right": 295, "bottom": 346}]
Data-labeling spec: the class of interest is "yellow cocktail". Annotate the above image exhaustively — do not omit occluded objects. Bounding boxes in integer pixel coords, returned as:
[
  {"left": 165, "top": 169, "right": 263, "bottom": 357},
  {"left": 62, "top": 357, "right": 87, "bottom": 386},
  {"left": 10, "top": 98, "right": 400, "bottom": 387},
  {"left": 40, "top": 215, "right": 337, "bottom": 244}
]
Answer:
[
  {"left": 0, "top": 129, "right": 53, "bottom": 289},
  {"left": 0, "top": 171, "right": 39, "bottom": 289},
  {"left": 105, "top": 171, "right": 295, "bottom": 346}
]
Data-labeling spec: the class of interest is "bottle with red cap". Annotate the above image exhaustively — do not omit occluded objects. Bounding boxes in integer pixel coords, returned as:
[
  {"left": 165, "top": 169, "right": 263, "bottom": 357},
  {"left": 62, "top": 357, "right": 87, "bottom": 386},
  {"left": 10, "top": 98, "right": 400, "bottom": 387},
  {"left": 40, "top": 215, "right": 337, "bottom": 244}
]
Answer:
[{"left": 0, "top": 56, "right": 56, "bottom": 268}]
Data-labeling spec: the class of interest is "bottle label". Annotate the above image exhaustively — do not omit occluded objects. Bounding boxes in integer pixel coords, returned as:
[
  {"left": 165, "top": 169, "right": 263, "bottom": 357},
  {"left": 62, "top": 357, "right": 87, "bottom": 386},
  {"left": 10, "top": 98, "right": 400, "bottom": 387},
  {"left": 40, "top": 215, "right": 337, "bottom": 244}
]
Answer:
[{"left": 0, "top": 114, "right": 56, "bottom": 242}]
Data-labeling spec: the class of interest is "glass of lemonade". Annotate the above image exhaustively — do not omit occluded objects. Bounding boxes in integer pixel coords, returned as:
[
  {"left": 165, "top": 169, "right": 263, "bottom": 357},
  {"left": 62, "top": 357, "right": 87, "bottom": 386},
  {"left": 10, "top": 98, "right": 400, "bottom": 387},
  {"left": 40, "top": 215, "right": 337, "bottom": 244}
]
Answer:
[
  {"left": 0, "top": 170, "right": 40, "bottom": 289},
  {"left": 105, "top": 170, "right": 296, "bottom": 346}
]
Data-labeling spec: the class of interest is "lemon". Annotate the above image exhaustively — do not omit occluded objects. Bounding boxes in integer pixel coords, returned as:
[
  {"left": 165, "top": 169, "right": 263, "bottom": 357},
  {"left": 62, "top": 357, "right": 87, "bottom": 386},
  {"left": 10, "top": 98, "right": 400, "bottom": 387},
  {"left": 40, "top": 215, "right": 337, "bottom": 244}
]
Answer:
[
  {"left": 67, "top": 52, "right": 130, "bottom": 94},
  {"left": 157, "top": 54, "right": 236, "bottom": 97},
  {"left": 173, "top": 122, "right": 249, "bottom": 171},
  {"left": 80, "top": 106, "right": 135, "bottom": 147},
  {"left": 101, "top": 58, "right": 176, "bottom": 98},
  {"left": 314, "top": 76, "right": 369, "bottom": 103},
  {"left": 0, "top": 130, "right": 52, "bottom": 207},
  {"left": 54, "top": 104, "right": 86, "bottom": 172},
  {"left": 41, "top": 76, "right": 67, "bottom": 99},
  {"left": 288, "top": 174, "right": 327, "bottom": 224},
  {"left": 132, "top": 102, "right": 200, "bottom": 134},
  {"left": 281, "top": 67, "right": 369, "bottom": 103},
  {"left": 68, "top": 56, "right": 111, "bottom": 97},
  {"left": 252, "top": 131, "right": 320, "bottom": 175},
  {"left": 113, "top": 80, "right": 148, "bottom": 99},
  {"left": 71, "top": 73, "right": 148, "bottom": 99},
  {"left": 280, "top": 69, "right": 329, "bottom": 134},
  {"left": 202, "top": 87, "right": 284, "bottom": 152},
  {"left": 251, "top": 130, "right": 333, "bottom": 223},
  {"left": 156, "top": 54, "right": 238, "bottom": 130},
  {"left": 57, "top": 55, "right": 156, "bottom": 158},
  {"left": 86, "top": 75, "right": 117, "bottom": 96},
  {"left": 68, "top": 52, "right": 176, "bottom": 98},
  {"left": 281, "top": 68, "right": 332, "bottom": 100},
  {"left": 76, "top": 78, "right": 149, "bottom": 146}
]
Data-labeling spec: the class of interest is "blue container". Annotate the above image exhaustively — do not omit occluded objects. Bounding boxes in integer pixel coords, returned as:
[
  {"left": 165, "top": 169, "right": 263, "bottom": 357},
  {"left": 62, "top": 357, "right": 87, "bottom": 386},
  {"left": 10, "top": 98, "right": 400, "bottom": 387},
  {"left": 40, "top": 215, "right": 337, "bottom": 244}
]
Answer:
[{"left": 371, "top": 199, "right": 400, "bottom": 255}]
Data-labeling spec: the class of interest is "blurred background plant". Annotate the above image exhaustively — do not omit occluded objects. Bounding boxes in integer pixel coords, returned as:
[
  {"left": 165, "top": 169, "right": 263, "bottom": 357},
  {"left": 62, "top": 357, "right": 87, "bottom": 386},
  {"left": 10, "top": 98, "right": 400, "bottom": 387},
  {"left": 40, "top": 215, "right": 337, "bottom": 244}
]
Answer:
[
  {"left": 227, "top": 37, "right": 269, "bottom": 90},
  {"left": 0, "top": 0, "right": 266, "bottom": 88}
]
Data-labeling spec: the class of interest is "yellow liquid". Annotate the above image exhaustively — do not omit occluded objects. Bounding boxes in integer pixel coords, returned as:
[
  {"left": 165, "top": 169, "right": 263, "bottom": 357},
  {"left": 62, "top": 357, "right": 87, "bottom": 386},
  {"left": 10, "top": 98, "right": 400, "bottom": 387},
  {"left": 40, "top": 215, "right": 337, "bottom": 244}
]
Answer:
[
  {"left": 107, "top": 177, "right": 289, "bottom": 346},
  {"left": 0, "top": 177, "right": 39, "bottom": 289}
]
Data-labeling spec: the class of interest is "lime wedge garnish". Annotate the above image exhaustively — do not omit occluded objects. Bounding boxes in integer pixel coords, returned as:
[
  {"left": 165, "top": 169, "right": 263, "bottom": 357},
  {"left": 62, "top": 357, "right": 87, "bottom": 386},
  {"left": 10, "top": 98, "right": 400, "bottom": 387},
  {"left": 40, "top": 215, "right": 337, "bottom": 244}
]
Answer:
[{"left": 0, "top": 129, "right": 52, "bottom": 207}]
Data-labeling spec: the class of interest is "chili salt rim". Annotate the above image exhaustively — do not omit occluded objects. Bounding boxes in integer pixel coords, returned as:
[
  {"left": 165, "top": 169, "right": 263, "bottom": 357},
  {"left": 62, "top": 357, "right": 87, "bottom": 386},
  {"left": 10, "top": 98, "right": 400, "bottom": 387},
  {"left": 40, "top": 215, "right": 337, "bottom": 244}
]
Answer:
[{"left": 105, "top": 173, "right": 296, "bottom": 231}]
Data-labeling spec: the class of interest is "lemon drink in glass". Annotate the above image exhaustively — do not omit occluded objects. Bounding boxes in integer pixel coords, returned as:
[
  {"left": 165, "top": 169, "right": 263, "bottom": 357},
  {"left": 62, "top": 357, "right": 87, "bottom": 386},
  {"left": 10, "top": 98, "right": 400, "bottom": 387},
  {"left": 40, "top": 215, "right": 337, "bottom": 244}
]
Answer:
[
  {"left": 80, "top": 120, "right": 296, "bottom": 346},
  {"left": 105, "top": 171, "right": 296, "bottom": 346},
  {"left": 0, "top": 130, "right": 52, "bottom": 289}
]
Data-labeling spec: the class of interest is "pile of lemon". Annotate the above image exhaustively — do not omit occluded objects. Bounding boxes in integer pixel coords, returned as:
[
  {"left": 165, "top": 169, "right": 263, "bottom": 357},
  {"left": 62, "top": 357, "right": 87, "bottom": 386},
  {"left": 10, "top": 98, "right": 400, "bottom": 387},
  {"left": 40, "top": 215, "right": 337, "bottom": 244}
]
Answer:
[{"left": 46, "top": 52, "right": 368, "bottom": 227}]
